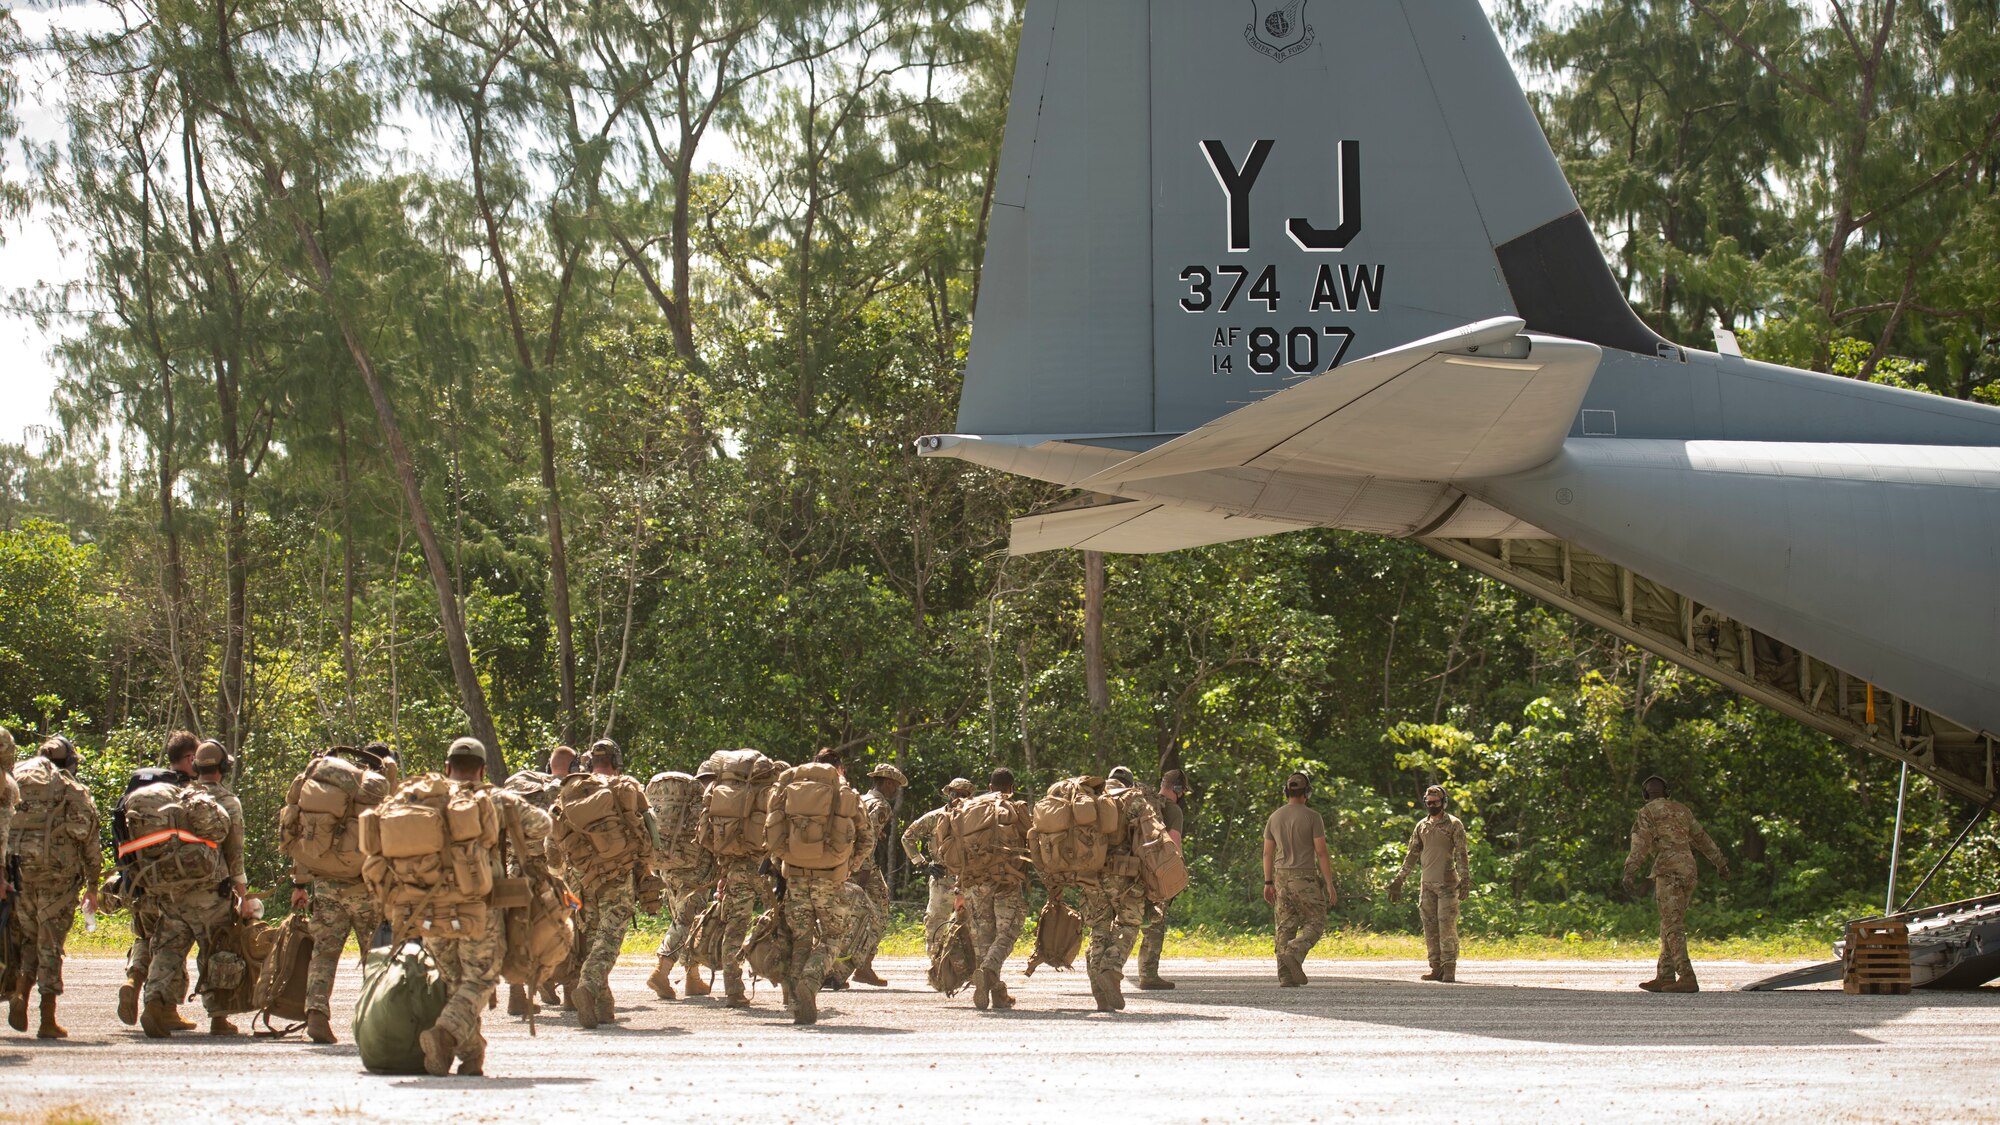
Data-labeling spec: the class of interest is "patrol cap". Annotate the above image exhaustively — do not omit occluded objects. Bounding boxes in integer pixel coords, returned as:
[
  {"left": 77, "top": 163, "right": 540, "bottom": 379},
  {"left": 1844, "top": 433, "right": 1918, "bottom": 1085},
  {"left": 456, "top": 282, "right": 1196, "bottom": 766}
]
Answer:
[
  {"left": 868, "top": 764, "right": 909, "bottom": 787},
  {"left": 943, "top": 777, "right": 974, "bottom": 799},
  {"left": 447, "top": 736, "right": 488, "bottom": 765},
  {"left": 1160, "top": 769, "right": 1187, "bottom": 794},
  {"left": 1107, "top": 765, "right": 1136, "bottom": 786},
  {"left": 194, "top": 739, "right": 228, "bottom": 771}
]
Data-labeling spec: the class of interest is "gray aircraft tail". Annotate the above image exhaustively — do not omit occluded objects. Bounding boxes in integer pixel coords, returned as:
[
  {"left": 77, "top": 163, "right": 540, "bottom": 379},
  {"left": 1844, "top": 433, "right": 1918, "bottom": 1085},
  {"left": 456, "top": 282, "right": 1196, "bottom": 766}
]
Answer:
[{"left": 958, "top": 0, "right": 1658, "bottom": 440}]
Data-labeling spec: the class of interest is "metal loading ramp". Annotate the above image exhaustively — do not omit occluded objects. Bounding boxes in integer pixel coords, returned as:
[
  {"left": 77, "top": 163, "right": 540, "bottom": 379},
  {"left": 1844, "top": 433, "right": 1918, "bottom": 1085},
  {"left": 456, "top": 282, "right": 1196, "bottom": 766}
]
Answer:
[{"left": 1743, "top": 892, "right": 2000, "bottom": 991}]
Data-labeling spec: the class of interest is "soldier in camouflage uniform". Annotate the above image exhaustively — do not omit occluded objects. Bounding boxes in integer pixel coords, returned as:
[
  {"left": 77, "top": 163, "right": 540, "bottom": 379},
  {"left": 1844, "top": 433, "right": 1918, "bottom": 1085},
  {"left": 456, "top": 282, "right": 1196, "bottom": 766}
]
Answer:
[
  {"left": 288, "top": 741, "right": 394, "bottom": 1043},
  {"left": 902, "top": 777, "right": 974, "bottom": 959},
  {"left": 961, "top": 768, "right": 1029, "bottom": 1011},
  {"left": 772, "top": 749, "right": 867, "bottom": 1026},
  {"left": 417, "top": 737, "right": 552, "bottom": 1077},
  {"left": 1135, "top": 769, "right": 1187, "bottom": 990},
  {"left": 647, "top": 758, "right": 719, "bottom": 1001},
  {"left": 5, "top": 734, "right": 97, "bottom": 1039},
  {"left": 562, "top": 739, "right": 658, "bottom": 1029},
  {"left": 1623, "top": 775, "right": 1729, "bottom": 993},
  {"left": 700, "top": 751, "right": 781, "bottom": 1009},
  {"left": 115, "top": 731, "right": 197, "bottom": 1031},
  {"left": 187, "top": 740, "right": 256, "bottom": 1035},
  {"left": 1263, "top": 772, "right": 1335, "bottom": 987},
  {"left": 134, "top": 746, "right": 244, "bottom": 1038},
  {"left": 1080, "top": 769, "right": 1158, "bottom": 1012},
  {"left": 1388, "top": 784, "right": 1471, "bottom": 982},
  {"left": 832, "top": 763, "right": 902, "bottom": 988}
]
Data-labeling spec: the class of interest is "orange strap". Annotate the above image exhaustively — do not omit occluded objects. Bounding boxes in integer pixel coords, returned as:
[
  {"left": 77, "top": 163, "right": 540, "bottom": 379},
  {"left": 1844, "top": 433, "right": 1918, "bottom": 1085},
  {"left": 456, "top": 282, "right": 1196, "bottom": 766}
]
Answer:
[{"left": 116, "top": 828, "right": 219, "bottom": 859}]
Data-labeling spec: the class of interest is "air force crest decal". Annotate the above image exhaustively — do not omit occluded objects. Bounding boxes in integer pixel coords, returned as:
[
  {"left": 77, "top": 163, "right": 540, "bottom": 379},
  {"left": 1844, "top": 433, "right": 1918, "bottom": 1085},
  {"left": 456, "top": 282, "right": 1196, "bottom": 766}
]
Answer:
[{"left": 1246, "top": 1, "right": 1314, "bottom": 62}]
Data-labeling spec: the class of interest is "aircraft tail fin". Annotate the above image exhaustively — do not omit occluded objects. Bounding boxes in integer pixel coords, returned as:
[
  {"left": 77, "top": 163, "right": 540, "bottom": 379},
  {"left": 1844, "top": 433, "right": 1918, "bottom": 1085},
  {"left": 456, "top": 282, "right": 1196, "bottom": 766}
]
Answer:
[{"left": 957, "top": 0, "right": 1650, "bottom": 441}]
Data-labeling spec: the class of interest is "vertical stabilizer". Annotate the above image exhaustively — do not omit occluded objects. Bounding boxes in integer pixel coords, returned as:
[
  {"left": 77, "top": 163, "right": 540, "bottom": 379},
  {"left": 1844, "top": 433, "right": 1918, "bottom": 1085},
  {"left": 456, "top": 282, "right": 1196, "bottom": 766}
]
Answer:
[{"left": 959, "top": 0, "right": 1625, "bottom": 438}]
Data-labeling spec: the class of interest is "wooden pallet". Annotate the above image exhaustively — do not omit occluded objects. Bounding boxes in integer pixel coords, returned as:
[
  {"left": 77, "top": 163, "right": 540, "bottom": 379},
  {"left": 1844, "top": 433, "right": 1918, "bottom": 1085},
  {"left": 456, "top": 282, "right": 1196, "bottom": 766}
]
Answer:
[{"left": 1843, "top": 920, "right": 1911, "bottom": 995}]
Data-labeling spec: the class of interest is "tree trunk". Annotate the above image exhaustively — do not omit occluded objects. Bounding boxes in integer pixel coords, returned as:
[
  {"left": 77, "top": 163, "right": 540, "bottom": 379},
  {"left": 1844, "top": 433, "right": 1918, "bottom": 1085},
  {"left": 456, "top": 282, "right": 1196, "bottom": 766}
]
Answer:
[
  {"left": 336, "top": 400, "right": 358, "bottom": 736},
  {"left": 539, "top": 395, "right": 579, "bottom": 741},
  {"left": 1084, "top": 551, "right": 1110, "bottom": 772}
]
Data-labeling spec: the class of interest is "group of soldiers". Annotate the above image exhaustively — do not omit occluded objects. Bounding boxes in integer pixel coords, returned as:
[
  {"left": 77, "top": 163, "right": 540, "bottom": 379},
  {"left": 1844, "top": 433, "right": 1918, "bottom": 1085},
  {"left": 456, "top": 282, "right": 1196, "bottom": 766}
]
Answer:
[{"left": 0, "top": 724, "right": 1732, "bottom": 1075}]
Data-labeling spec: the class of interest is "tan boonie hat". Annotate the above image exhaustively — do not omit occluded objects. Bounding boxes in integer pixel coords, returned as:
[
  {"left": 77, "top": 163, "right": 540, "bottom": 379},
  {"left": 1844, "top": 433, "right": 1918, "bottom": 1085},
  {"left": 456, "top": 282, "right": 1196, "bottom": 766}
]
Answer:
[
  {"left": 943, "top": 777, "right": 974, "bottom": 798},
  {"left": 869, "top": 764, "right": 909, "bottom": 787}
]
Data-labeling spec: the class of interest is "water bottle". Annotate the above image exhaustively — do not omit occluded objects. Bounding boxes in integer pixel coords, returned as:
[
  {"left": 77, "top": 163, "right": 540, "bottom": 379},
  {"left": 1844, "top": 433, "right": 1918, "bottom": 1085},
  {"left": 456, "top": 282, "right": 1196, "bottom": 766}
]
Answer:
[{"left": 83, "top": 901, "right": 97, "bottom": 933}]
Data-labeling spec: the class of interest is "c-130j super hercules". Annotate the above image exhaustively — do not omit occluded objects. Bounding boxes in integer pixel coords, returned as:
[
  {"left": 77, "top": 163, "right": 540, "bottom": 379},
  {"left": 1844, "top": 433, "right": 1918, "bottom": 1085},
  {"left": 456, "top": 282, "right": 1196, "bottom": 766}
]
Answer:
[{"left": 917, "top": 0, "right": 2000, "bottom": 986}]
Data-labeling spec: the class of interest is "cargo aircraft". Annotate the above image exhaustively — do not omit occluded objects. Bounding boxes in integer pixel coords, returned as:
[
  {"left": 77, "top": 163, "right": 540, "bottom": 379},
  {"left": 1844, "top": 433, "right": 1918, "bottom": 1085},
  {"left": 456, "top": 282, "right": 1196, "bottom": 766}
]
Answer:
[{"left": 916, "top": 0, "right": 2000, "bottom": 842}]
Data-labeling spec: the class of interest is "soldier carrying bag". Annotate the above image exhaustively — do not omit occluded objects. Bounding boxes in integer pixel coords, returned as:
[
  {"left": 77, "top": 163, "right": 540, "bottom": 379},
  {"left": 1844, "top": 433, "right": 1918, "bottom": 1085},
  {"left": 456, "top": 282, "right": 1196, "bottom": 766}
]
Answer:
[
  {"left": 118, "top": 780, "right": 231, "bottom": 899},
  {"left": 700, "top": 750, "right": 779, "bottom": 858},
  {"left": 646, "top": 771, "right": 707, "bottom": 875},
  {"left": 495, "top": 796, "right": 577, "bottom": 1032},
  {"left": 279, "top": 750, "right": 390, "bottom": 883},
  {"left": 1027, "top": 777, "right": 1119, "bottom": 883},
  {"left": 553, "top": 772, "right": 651, "bottom": 889},
  {"left": 1026, "top": 893, "right": 1085, "bottom": 977},
  {"left": 764, "top": 762, "right": 860, "bottom": 871},
  {"left": 198, "top": 914, "right": 276, "bottom": 1018},
  {"left": 251, "top": 910, "right": 315, "bottom": 1036},
  {"left": 937, "top": 791, "right": 1029, "bottom": 885},
  {"left": 684, "top": 896, "right": 727, "bottom": 975},
  {"left": 740, "top": 907, "right": 793, "bottom": 984},
  {"left": 11, "top": 758, "right": 96, "bottom": 888}
]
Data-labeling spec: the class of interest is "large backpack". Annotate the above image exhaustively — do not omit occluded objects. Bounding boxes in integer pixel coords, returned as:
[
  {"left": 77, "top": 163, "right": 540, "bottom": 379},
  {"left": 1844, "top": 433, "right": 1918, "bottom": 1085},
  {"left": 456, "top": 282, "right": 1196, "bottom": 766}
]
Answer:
[
  {"left": 684, "top": 897, "right": 727, "bottom": 971},
  {"left": 503, "top": 770, "right": 563, "bottom": 812},
  {"left": 197, "top": 915, "right": 275, "bottom": 1016},
  {"left": 493, "top": 794, "right": 578, "bottom": 1002},
  {"left": 353, "top": 942, "right": 449, "bottom": 1075},
  {"left": 700, "top": 750, "right": 779, "bottom": 858},
  {"left": 926, "top": 906, "right": 978, "bottom": 996},
  {"left": 740, "top": 908, "right": 792, "bottom": 983},
  {"left": 1027, "top": 777, "right": 1120, "bottom": 881},
  {"left": 937, "top": 791, "right": 1029, "bottom": 885},
  {"left": 119, "top": 779, "right": 231, "bottom": 898},
  {"left": 251, "top": 911, "right": 315, "bottom": 1034},
  {"left": 358, "top": 775, "right": 500, "bottom": 943},
  {"left": 10, "top": 758, "right": 97, "bottom": 885},
  {"left": 1025, "top": 893, "right": 1084, "bottom": 976},
  {"left": 1124, "top": 787, "right": 1190, "bottom": 901},
  {"left": 553, "top": 773, "right": 650, "bottom": 887},
  {"left": 279, "top": 752, "right": 391, "bottom": 883},
  {"left": 764, "top": 763, "right": 860, "bottom": 871},
  {"left": 645, "top": 771, "right": 707, "bottom": 873}
]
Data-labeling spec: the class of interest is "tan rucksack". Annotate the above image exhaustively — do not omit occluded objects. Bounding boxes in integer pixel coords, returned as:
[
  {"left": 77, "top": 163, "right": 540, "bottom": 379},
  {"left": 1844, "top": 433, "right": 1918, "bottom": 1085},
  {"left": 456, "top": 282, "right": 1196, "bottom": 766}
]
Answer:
[
  {"left": 937, "top": 791, "right": 1029, "bottom": 885},
  {"left": 763, "top": 763, "right": 861, "bottom": 871},
  {"left": 503, "top": 769, "right": 563, "bottom": 812},
  {"left": 553, "top": 773, "right": 651, "bottom": 887},
  {"left": 1027, "top": 776, "right": 1119, "bottom": 881},
  {"left": 493, "top": 793, "right": 577, "bottom": 1005},
  {"left": 740, "top": 908, "right": 793, "bottom": 983},
  {"left": 927, "top": 906, "right": 978, "bottom": 996},
  {"left": 279, "top": 752, "right": 391, "bottom": 883},
  {"left": 120, "top": 779, "right": 231, "bottom": 898},
  {"left": 1026, "top": 893, "right": 1085, "bottom": 976},
  {"left": 645, "top": 771, "right": 707, "bottom": 873},
  {"left": 359, "top": 775, "right": 500, "bottom": 942},
  {"left": 1125, "top": 787, "right": 1190, "bottom": 901},
  {"left": 10, "top": 758, "right": 97, "bottom": 884},
  {"left": 700, "top": 750, "right": 779, "bottom": 858}
]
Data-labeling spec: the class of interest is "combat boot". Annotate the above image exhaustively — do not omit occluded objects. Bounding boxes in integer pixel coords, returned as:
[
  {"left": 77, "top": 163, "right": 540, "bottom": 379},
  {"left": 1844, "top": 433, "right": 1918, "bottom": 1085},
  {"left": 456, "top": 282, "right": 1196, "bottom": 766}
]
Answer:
[
  {"left": 574, "top": 983, "right": 602, "bottom": 1029},
  {"left": 419, "top": 1025, "right": 456, "bottom": 1077},
  {"left": 1088, "top": 969, "right": 1112, "bottom": 1011},
  {"left": 561, "top": 983, "right": 576, "bottom": 1010},
  {"left": 724, "top": 974, "right": 750, "bottom": 1009},
  {"left": 596, "top": 985, "right": 616, "bottom": 1024},
  {"left": 537, "top": 982, "right": 561, "bottom": 1007},
  {"left": 1662, "top": 971, "right": 1699, "bottom": 993},
  {"left": 139, "top": 998, "right": 176, "bottom": 1039},
  {"left": 683, "top": 971, "right": 711, "bottom": 998},
  {"left": 647, "top": 956, "right": 676, "bottom": 1000},
  {"left": 853, "top": 965, "right": 888, "bottom": 987},
  {"left": 507, "top": 983, "right": 531, "bottom": 1016},
  {"left": 792, "top": 978, "right": 818, "bottom": 1026},
  {"left": 1277, "top": 953, "right": 1304, "bottom": 987},
  {"left": 991, "top": 973, "right": 1017, "bottom": 1010},
  {"left": 972, "top": 968, "right": 991, "bottom": 1010},
  {"left": 117, "top": 974, "right": 141, "bottom": 1026},
  {"left": 1637, "top": 969, "right": 1675, "bottom": 992},
  {"left": 458, "top": 1037, "right": 485, "bottom": 1077},
  {"left": 210, "top": 1015, "right": 241, "bottom": 1036},
  {"left": 1137, "top": 963, "right": 1175, "bottom": 989},
  {"left": 1440, "top": 961, "right": 1457, "bottom": 983},
  {"left": 821, "top": 974, "right": 849, "bottom": 991},
  {"left": 35, "top": 994, "right": 65, "bottom": 1039},
  {"left": 171, "top": 1008, "right": 197, "bottom": 1031},
  {"left": 306, "top": 1010, "right": 336, "bottom": 1044},
  {"left": 7, "top": 978, "right": 27, "bottom": 1032},
  {"left": 1421, "top": 961, "right": 1442, "bottom": 981}
]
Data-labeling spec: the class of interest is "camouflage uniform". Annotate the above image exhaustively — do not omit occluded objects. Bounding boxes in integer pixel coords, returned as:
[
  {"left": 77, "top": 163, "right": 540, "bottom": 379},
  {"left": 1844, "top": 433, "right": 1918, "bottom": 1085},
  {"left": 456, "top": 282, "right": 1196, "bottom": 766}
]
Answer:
[
  {"left": 1272, "top": 868, "right": 1328, "bottom": 965},
  {"left": 652, "top": 859, "right": 715, "bottom": 969},
  {"left": 1397, "top": 812, "right": 1470, "bottom": 976},
  {"left": 901, "top": 802, "right": 959, "bottom": 958},
  {"left": 190, "top": 777, "right": 248, "bottom": 1018},
  {"left": 1079, "top": 873, "right": 1149, "bottom": 986},
  {"left": 964, "top": 882, "right": 1029, "bottom": 977},
  {"left": 781, "top": 869, "right": 852, "bottom": 1001},
  {"left": 1136, "top": 790, "right": 1184, "bottom": 983},
  {"left": 1623, "top": 795, "right": 1727, "bottom": 987},
  {"left": 302, "top": 879, "right": 381, "bottom": 1017},
  {"left": 717, "top": 855, "right": 772, "bottom": 998},
  {"left": 575, "top": 879, "right": 637, "bottom": 1006},
  {"left": 430, "top": 923, "right": 505, "bottom": 1072},
  {"left": 5, "top": 757, "right": 98, "bottom": 1003},
  {"left": 843, "top": 787, "right": 894, "bottom": 979}
]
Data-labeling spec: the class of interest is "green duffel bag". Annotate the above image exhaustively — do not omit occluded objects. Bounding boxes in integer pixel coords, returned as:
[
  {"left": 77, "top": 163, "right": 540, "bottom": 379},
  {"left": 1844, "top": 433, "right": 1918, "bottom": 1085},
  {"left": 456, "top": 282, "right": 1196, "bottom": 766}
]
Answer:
[{"left": 354, "top": 941, "right": 450, "bottom": 1075}]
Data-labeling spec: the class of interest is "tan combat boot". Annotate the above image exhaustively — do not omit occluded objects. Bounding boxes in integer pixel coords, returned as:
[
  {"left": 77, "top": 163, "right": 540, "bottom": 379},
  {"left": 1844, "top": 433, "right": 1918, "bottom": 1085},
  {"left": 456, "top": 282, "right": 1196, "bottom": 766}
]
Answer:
[
  {"left": 419, "top": 1025, "right": 456, "bottom": 1077},
  {"left": 458, "top": 1036, "right": 485, "bottom": 1077},
  {"left": 139, "top": 999, "right": 176, "bottom": 1039},
  {"left": 537, "top": 982, "right": 561, "bottom": 1007},
  {"left": 506, "top": 983, "right": 530, "bottom": 1016},
  {"left": 6, "top": 979, "right": 27, "bottom": 1032},
  {"left": 972, "top": 967, "right": 991, "bottom": 1010},
  {"left": 170, "top": 1007, "right": 198, "bottom": 1031},
  {"left": 574, "top": 983, "right": 602, "bottom": 1029},
  {"left": 596, "top": 985, "right": 615, "bottom": 1024},
  {"left": 990, "top": 973, "right": 1016, "bottom": 1010},
  {"left": 724, "top": 973, "right": 750, "bottom": 1009},
  {"left": 1277, "top": 953, "right": 1304, "bottom": 987},
  {"left": 852, "top": 965, "right": 888, "bottom": 987},
  {"left": 1637, "top": 969, "right": 1675, "bottom": 992},
  {"left": 792, "top": 977, "right": 818, "bottom": 1026},
  {"left": 1440, "top": 961, "right": 1457, "bottom": 983},
  {"left": 1661, "top": 970, "right": 1699, "bottom": 993},
  {"left": 1421, "top": 960, "right": 1442, "bottom": 981},
  {"left": 683, "top": 970, "right": 711, "bottom": 998},
  {"left": 647, "top": 956, "right": 676, "bottom": 1000},
  {"left": 117, "top": 973, "right": 141, "bottom": 1026},
  {"left": 36, "top": 994, "right": 66, "bottom": 1039},
  {"left": 1136, "top": 961, "right": 1174, "bottom": 990},
  {"left": 210, "top": 1015, "right": 241, "bottom": 1036},
  {"left": 1089, "top": 968, "right": 1124, "bottom": 1011},
  {"left": 307, "top": 1009, "right": 336, "bottom": 1043}
]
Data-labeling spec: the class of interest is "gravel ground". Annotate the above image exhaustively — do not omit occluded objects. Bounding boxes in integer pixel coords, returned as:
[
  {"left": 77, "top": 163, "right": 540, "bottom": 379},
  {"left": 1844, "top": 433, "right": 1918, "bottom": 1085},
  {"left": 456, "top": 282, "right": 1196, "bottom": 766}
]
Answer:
[{"left": 0, "top": 955, "right": 1992, "bottom": 1123}]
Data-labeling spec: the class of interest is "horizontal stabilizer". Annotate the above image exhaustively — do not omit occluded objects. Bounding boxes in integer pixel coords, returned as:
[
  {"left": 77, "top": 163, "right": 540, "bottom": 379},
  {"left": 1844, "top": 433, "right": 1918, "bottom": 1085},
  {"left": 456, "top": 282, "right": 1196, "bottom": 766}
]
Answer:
[
  {"left": 1010, "top": 497, "right": 1308, "bottom": 555},
  {"left": 1079, "top": 319, "right": 1600, "bottom": 489}
]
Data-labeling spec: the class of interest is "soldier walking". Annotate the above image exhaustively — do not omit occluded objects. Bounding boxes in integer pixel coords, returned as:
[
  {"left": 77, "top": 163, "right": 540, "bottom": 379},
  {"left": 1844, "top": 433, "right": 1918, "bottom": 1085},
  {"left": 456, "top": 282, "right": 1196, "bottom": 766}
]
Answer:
[
  {"left": 698, "top": 748, "right": 781, "bottom": 1009},
  {"left": 956, "top": 768, "right": 1029, "bottom": 1010},
  {"left": 555, "top": 739, "right": 657, "bottom": 1029},
  {"left": 187, "top": 740, "right": 255, "bottom": 1035},
  {"left": 5, "top": 735, "right": 99, "bottom": 1038},
  {"left": 283, "top": 742, "right": 395, "bottom": 1043},
  {"left": 1079, "top": 768, "right": 1163, "bottom": 1011},
  {"left": 1135, "top": 769, "right": 1187, "bottom": 990},
  {"left": 767, "top": 749, "right": 867, "bottom": 1026},
  {"left": 1388, "top": 785, "right": 1470, "bottom": 982},
  {"left": 843, "top": 763, "right": 904, "bottom": 988},
  {"left": 646, "top": 759, "right": 718, "bottom": 1000},
  {"left": 1262, "top": 772, "right": 1335, "bottom": 986},
  {"left": 901, "top": 777, "right": 973, "bottom": 959},
  {"left": 1623, "top": 774, "right": 1729, "bottom": 993},
  {"left": 127, "top": 747, "right": 242, "bottom": 1037}
]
